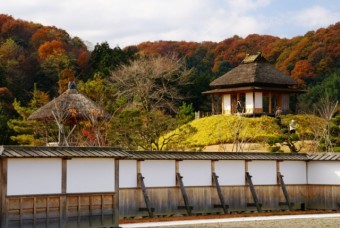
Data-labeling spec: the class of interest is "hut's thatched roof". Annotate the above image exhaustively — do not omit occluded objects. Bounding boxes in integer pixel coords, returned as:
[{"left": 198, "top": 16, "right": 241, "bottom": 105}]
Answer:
[
  {"left": 28, "top": 82, "right": 110, "bottom": 121},
  {"left": 210, "top": 53, "right": 297, "bottom": 88}
]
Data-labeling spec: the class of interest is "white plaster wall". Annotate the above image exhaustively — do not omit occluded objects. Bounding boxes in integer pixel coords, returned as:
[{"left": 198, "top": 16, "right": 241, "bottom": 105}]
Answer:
[
  {"left": 67, "top": 158, "right": 115, "bottom": 193},
  {"left": 8, "top": 158, "right": 62, "bottom": 195},
  {"left": 280, "top": 161, "right": 307, "bottom": 184},
  {"left": 246, "top": 92, "right": 254, "bottom": 113},
  {"left": 248, "top": 161, "right": 277, "bottom": 185},
  {"left": 223, "top": 94, "right": 231, "bottom": 114},
  {"left": 120, "top": 160, "right": 137, "bottom": 188},
  {"left": 141, "top": 160, "right": 176, "bottom": 187},
  {"left": 308, "top": 161, "right": 340, "bottom": 185},
  {"left": 215, "top": 160, "right": 245, "bottom": 186},
  {"left": 255, "top": 92, "right": 262, "bottom": 108},
  {"left": 179, "top": 160, "right": 211, "bottom": 186}
]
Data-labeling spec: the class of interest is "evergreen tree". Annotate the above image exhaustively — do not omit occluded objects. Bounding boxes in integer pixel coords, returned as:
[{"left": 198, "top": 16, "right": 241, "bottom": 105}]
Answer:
[{"left": 7, "top": 85, "right": 50, "bottom": 145}]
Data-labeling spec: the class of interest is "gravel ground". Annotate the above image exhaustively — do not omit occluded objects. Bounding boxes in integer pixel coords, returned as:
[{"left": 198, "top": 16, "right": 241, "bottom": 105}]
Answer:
[
  {"left": 121, "top": 214, "right": 340, "bottom": 228},
  {"left": 159, "top": 217, "right": 340, "bottom": 228}
]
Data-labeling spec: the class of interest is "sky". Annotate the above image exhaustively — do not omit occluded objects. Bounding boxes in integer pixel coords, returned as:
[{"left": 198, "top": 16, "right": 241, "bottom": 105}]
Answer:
[{"left": 1, "top": 0, "right": 340, "bottom": 48}]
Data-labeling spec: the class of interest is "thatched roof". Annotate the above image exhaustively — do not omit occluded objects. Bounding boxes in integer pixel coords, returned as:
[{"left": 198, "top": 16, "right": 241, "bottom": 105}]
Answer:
[
  {"left": 210, "top": 53, "right": 297, "bottom": 88},
  {"left": 28, "top": 82, "right": 110, "bottom": 121}
]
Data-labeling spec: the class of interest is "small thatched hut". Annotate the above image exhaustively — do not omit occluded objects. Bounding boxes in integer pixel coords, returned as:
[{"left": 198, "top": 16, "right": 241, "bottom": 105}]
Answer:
[
  {"left": 28, "top": 82, "right": 110, "bottom": 146},
  {"left": 203, "top": 53, "right": 304, "bottom": 115},
  {"left": 28, "top": 82, "right": 110, "bottom": 121}
]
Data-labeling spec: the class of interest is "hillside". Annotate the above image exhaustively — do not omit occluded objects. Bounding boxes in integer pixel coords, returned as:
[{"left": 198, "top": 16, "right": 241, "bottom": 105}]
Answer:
[
  {"left": 133, "top": 22, "right": 340, "bottom": 88},
  {"left": 1, "top": 15, "right": 339, "bottom": 111},
  {"left": 0, "top": 15, "right": 339, "bottom": 146},
  {"left": 0, "top": 14, "right": 91, "bottom": 107}
]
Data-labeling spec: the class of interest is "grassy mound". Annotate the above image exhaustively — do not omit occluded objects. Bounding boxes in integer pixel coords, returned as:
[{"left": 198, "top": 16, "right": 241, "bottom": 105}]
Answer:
[
  {"left": 164, "top": 114, "right": 326, "bottom": 150},
  {"left": 165, "top": 115, "right": 281, "bottom": 149}
]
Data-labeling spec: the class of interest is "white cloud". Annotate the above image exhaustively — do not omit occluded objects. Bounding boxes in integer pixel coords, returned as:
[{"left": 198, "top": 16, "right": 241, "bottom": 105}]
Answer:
[
  {"left": 294, "top": 6, "right": 340, "bottom": 28},
  {"left": 1, "top": 0, "right": 338, "bottom": 47}
]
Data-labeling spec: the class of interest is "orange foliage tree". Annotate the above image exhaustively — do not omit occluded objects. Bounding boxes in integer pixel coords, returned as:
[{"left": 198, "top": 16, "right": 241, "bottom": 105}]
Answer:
[
  {"left": 38, "top": 40, "right": 66, "bottom": 60},
  {"left": 291, "top": 60, "right": 316, "bottom": 86}
]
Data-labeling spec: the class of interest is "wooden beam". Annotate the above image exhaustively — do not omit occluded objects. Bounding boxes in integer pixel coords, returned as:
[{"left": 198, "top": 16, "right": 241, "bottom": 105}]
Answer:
[
  {"left": 46, "top": 197, "right": 49, "bottom": 227},
  {"left": 20, "top": 197, "right": 23, "bottom": 226},
  {"left": 77, "top": 196, "right": 81, "bottom": 226},
  {"left": 137, "top": 173, "right": 154, "bottom": 218},
  {"left": 211, "top": 95, "right": 215, "bottom": 114},
  {"left": 0, "top": 158, "right": 8, "bottom": 228},
  {"left": 175, "top": 160, "right": 180, "bottom": 174},
  {"left": 33, "top": 197, "right": 37, "bottom": 227},
  {"left": 113, "top": 159, "right": 120, "bottom": 227},
  {"left": 253, "top": 91, "right": 255, "bottom": 117},
  {"left": 269, "top": 92, "right": 272, "bottom": 114},
  {"left": 277, "top": 172, "right": 294, "bottom": 211},
  {"left": 276, "top": 161, "right": 280, "bottom": 184},
  {"left": 245, "top": 172, "right": 262, "bottom": 212},
  {"left": 176, "top": 173, "right": 192, "bottom": 216},
  {"left": 61, "top": 158, "right": 67, "bottom": 226},
  {"left": 137, "top": 160, "right": 141, "bottom": 173},
  {"left": 211, "top": 160, "right": 216, "bottom": 174},
  {"left": 212, "top": 172, "right": 229, "bottom": 214}
]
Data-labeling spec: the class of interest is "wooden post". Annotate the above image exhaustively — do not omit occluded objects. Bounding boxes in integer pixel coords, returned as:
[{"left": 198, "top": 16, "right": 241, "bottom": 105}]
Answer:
[
  {"left": 136, "top": 160, "right": 154, "bottom": 218},
  {"left": 211, "top": 160, "right": 215, "bottom": 175},
  {"left": 61, "top": 158, "right": 67, "bottom": 227},
  {"left": 46, "top": 197, "right": 50, "bottom": 227},
  {"left": 175, "top": 160, "right": 180, "bottom": 175},
  {"left": 245, "top": 171, "right": 262, "bottom": 212},
  {"left": 113, "top": 158, "right": 120, "bottom": 227},
  {"left": 137, "top": 173, "right": 154, "bottom": 218},
  {"left": 33, "top": 197, "right": 37, "bottom": 227},
  {"left": 276, "top": 160, "right": 280, "bottom": 184},
  {"left": 137, "top": 160, "right": 141, "bottom": 173},
  {"left": 212, "top": 172, "right": 229, "bottom": 214},
  {"left": 253, "top": 91, "right": 255, "bottom": 117},
  {"left": 211, "top": 95, "right": 215, "bottom": 114},
  {"left": 176, "top": 173, "right": 192, "bottom": 216},
  {"left": 277, "top": 172, "right": 294, "bottom": 210},
  {"left": 269, "top": 92, "right": 272, "bottom": 114},
  {"left": 0, "top": 158, "right": 8, "bottom": 227},
  {"left": 77, "top": 196, "right": 80, "bottom": 226}
]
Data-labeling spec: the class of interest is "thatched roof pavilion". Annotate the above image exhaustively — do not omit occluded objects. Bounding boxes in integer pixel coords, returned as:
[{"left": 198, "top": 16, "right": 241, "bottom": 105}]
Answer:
[
  {"left": 28, "top": 82, "right": 110, "bottom": 121},
  {"left": 204, "top": 53, "right": 304, "bottom": 115},
  {"left": 209, "top": 54, "right": 297, "bottom": 88}
]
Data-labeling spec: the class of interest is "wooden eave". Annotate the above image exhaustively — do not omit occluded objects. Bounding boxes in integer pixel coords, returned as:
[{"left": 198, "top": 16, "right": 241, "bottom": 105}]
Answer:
[
  {"left": 126, "top": 151, "right": 308, "bottom": 161},
  {"left": 0, "top": 146, "right": 130, "bottom": 159},
  {"left": 203, "top": 86, "right": 306, "bottom": 95},
  {"left": 307, "top": 153, "right": 340, "bottom": 161}
]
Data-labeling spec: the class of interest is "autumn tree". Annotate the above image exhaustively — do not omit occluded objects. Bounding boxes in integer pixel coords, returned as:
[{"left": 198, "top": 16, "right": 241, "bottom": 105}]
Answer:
[
  {"left": 290, "top": 60, "right": 316, "bottom": 86},
  {"left": 107, "top": 55, "right": 194, "bottom": 150},
  {"left": 313, "top": 96, "right": 338, "bottom": 152},
  {"left": 0, "top": 38, "right": 34, "bottom": 101},
  {"left": 109, "top": 55, "right": 192, "bottom": 113},
  {"left": 8, "top": 85, "right": 50, "bottom": 145},
  {"left": 58, "top": 68, "right": 76, "bottom": 94},
  {"left": 77, "top": 74, "right": 116, "bottom": 111}
]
